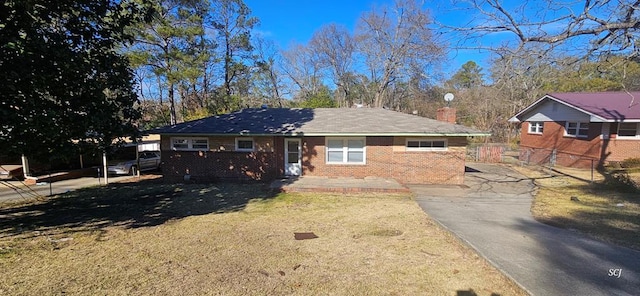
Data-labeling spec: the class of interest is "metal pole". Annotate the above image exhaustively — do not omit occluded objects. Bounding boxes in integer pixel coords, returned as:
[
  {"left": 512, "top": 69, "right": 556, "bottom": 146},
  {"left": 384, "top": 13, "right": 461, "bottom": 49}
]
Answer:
[
  {"left": 103, "top": 152, "right": 109, "bottom": 185},
  {"left": 136, "top": 147, "right": 140, "bottom": 178},
  {"left": 49, "top": 171, "right": 52, "bottom": 196}
]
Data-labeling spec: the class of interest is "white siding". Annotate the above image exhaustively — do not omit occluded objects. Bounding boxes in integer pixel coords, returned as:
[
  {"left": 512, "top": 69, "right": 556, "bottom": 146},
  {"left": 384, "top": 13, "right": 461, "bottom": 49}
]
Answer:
[{"left": 521, "top": 99, "right": 590, "bottom": 122}]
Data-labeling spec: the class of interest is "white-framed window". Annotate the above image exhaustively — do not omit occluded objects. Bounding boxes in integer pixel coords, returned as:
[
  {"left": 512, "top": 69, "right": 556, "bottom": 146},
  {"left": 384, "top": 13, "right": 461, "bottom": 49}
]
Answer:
[
  {"left": 565, "top": 122, "right": 589, "bottom": 138},
  {"left": 326, "top": 137, "right": 366, "bottom": 164},
  {"left": 235, "top": 137, "right": 255, "bottom": 152},
  {"left": 406, "top": 139, "right": 447, "bottom": 151},
  {"left": 171, "top": 137, "right": 209, "bottom": 151},
  {"left": 528, "top": 122, "right": 544, "bottom": 134},
  {"left": 617, "top": 123, "right": 640, "bottom": 138}
]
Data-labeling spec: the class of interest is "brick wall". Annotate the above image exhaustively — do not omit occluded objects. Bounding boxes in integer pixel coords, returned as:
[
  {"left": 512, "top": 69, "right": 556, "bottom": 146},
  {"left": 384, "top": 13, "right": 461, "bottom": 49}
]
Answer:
[
  {"left": 603, "top": 123, "right": 640, "bottom": 162},
  {"left": 161, "top": 135, "right": 468, "bottom": 184},
  {"left": 302, "top": 137, "right": 394, "bottom": 180},
  {"left": 160, "top": 136, "right": 279, "bottom": 182},
  {"left": 605, "top": 139, "right": 640, "bottom": 162},
  {"left": 519, "top": 121, "right": 640, "bottom": 167},
  {"left": 162, "top": 150, "right": 278, "bottom": 182},
  {"left": 519, "top": 121, "right": 602, "bottom": 168},
  {"left": 302, "top": 136, "right": 466, "bottom": 185}
]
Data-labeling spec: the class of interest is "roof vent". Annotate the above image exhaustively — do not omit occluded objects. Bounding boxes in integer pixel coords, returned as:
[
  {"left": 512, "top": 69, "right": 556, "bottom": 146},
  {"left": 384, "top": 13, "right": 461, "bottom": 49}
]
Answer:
[{"left": 354, "top": 104, "right": 363, "bottom": 108}]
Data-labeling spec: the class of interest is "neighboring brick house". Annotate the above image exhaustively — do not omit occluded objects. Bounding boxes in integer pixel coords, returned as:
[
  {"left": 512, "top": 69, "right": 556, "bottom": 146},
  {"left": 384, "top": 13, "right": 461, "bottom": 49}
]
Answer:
[
  {"left": 151, "top": 107, "right": 488, "bottom": 184},
  {"left": 509, "top": 92, "right": 640, "bottom": 168}
]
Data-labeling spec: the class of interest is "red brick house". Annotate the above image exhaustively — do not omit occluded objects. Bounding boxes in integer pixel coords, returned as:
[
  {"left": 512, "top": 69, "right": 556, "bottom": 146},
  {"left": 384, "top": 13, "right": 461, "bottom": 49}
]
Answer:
[
  {"left": 509, "top": 92, "right": 640, "bottom": 168},
  {"left": 151, "top": 107, "right": 488, "bottom": 184}
]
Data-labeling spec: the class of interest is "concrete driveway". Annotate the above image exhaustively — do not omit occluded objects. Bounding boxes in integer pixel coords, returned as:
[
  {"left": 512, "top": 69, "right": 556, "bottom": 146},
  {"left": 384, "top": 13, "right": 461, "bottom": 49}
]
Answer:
[{"left": 412, "top": 163, "right": 640, "bottom": 296}]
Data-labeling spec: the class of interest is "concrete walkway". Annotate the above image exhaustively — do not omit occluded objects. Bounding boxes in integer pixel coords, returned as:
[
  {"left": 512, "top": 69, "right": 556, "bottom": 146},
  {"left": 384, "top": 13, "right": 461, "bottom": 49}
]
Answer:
[
  {"left": 412, "top": 163, "right": 640, "bottom": 296},
  {"left": 0, "top": 175, "right": 135, "bottom": 203},
  {"left": 270, "top": 176, "right": 410, "bottom": 193}
]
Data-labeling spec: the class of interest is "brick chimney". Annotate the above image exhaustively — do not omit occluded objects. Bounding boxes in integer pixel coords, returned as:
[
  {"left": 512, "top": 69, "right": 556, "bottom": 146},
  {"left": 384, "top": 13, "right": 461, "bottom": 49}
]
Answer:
[{"left": 436, "top": 107, "right": 456, "bottom": 124}]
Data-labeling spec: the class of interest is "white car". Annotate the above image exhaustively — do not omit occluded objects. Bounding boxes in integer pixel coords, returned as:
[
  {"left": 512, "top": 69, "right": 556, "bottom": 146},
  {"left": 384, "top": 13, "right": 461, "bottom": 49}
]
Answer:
[{"left": 107, "top": 151, "right": 161, "bottom": 175}]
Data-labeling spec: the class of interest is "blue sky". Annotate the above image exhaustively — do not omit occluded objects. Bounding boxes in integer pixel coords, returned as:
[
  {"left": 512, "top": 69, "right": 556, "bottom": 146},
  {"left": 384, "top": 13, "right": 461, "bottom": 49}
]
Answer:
[{"left": 244, "top": 0, "right": 492, "bottom": 76}]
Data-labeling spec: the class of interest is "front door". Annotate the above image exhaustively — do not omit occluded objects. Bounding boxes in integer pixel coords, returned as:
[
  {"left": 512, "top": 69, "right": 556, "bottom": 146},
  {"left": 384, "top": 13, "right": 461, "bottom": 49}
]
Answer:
[{"left": 284, "top": 139, "right": 302, "bottom": 176}]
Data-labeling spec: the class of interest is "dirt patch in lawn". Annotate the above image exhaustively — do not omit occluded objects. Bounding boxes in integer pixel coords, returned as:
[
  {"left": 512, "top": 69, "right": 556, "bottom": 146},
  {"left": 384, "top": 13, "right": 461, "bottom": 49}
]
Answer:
[
  {"left": 0, "top": 183, "right": 525, "bottom": 295},
  {"left": 513, "top": 166, "right": 640, "bottom": 251}
]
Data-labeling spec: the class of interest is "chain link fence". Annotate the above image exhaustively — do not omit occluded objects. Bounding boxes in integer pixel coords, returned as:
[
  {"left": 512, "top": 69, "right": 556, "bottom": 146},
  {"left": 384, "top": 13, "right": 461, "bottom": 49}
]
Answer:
[{"left": 466, "top": 143, "right": 520, "bottom": 164}]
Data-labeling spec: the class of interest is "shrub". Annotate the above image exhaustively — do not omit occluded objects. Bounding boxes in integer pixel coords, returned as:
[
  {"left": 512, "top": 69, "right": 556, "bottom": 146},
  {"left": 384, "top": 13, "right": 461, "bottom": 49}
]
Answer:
[
  {"left": 620, "top": 158, "right": 640, "bottom": 168},
  {"left": 603, "top": 171, "right": 639, "bottom": 193}
]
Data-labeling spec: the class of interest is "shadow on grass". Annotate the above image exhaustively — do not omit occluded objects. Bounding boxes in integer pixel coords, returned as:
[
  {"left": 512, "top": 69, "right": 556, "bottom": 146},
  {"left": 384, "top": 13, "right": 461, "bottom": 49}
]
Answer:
[
  {"left": 0, "top": 178, "right": 276, "bottom": 239},
  {"left": 535, "top": 200, "right": 640, "bottom": 251},
  {"left": 456, "top": 289, "right": 500, "bottom": 296},
  {"left": 527, "top": 170, "right": 640, "bottom": 250}
]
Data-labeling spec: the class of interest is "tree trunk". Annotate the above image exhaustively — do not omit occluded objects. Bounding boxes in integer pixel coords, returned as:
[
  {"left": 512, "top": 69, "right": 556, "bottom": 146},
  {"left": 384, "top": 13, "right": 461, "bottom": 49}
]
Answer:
[{"left": 168, "top": 83, "right": 177, "bottom": 125}]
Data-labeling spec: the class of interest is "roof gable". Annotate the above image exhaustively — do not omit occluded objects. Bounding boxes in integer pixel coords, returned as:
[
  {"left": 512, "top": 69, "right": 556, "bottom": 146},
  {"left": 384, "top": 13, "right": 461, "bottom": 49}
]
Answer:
[
  {"left": 510, "top": 92, "right": 640, "bottom": 122},
  {"left": 151, "top": 108, "right": 489, "bottom": 136}
]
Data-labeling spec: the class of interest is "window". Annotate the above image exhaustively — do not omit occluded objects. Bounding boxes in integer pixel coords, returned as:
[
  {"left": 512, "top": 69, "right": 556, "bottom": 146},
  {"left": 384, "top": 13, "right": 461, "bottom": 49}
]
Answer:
[
  {"left": 235, "top": 138, "right": 254, "bottom": 151},
  {"left": 617, "top": 123, "right": 639, "bottom": 138},
  {"left": 528, "top": 122, "right": 544, "bottom": 134},
  {"left": 192, "top": 139, "right": 209, "bottom": 149},
  {"left": 565, "top": 122, "right": 589, "bottom": 138},
  {"left": 406, "top": 139, "right": 447, "bottom": 151},
  {"left": 171, "top": 138, "right": 209, "bottom": 150},
  {"left": 326, "top": 138, "right": 365, "bottom": 164}
]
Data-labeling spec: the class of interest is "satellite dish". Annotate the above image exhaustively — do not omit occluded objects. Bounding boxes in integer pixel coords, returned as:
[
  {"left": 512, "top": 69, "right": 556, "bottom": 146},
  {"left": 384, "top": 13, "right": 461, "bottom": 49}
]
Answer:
[{"left": 444, "top": 93, "right": 454, "bottom": 102}]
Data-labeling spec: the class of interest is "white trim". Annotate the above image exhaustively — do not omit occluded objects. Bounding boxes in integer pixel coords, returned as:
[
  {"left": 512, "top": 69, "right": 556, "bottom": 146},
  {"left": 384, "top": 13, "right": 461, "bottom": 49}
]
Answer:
[
  {"left": 284, "top": 138, "right": 302, "bottom": 176},
  {"left": 510, "top": 95, "right": 608, "bottom": 123},
  {"left": 527, "top": 122, "right": 544, "bottom": 134},
  {"left": 616, "top": 122, "right": 640, "bottom": 139},
  {"left": 171, "top": 137, "right": 209, "bottom": 151},
  {"left": 405, "top": 138, "right": 448, "bottom": 151},
  {"left": 325, "top": 137, "right": 366, "bottom": 165},
  {"left": 564, "top": 122, "right": 589, "bottom": 138},
  {"left": 235, "top": 137, "right": 255, "bottom": 152}
]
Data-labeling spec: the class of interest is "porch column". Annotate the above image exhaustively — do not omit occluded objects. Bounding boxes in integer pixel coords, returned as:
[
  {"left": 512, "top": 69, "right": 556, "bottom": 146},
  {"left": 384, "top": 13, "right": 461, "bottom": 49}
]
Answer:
[{"left": 21, "top": 155, "right": 30, "bottom": 177}]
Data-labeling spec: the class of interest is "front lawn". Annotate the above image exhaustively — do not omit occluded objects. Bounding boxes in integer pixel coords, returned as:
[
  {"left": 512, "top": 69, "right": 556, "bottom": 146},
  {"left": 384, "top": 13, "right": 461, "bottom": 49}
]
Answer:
[
  {"left": 513, "top": 166, "right": 640, "bottom": 250},
  {"left": 0, "top": 181, "right": 525, "bottom": 295}
]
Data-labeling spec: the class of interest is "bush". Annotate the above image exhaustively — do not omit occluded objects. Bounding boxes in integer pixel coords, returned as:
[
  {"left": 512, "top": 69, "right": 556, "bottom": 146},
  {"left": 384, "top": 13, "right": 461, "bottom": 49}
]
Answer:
[
  {"left": 603, "top": 171, "right": 639, "bottom": 193},
  {"left": 620, "top": 158, "right": 640, "bottom": 168}
]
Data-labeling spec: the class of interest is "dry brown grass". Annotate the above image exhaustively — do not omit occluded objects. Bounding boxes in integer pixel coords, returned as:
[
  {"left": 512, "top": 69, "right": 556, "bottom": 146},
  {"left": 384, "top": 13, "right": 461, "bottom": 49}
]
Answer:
[
  {"left": 0, "top": 182, "right": 525, "bottom": 295},
  {"left": 513, "top": 166, "right": 640, "bottom": 250}
]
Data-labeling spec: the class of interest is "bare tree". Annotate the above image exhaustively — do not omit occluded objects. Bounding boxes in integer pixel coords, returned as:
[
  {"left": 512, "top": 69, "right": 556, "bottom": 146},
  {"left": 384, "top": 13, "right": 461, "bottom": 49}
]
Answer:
[
  {"left": 252, "top": 37, "right": 286, "bottom": 106},
  {"left": 443, "top": 0, "right": 640, "bottom": 61},
  {"left": 280, "top": 42, "right": 324, "bottom": 100},
  {"left": 309, "top": 24, "right": 357, "bottom": 107},
  {"left": 356, "top": 0, "right": 444, "bottom": 108}
]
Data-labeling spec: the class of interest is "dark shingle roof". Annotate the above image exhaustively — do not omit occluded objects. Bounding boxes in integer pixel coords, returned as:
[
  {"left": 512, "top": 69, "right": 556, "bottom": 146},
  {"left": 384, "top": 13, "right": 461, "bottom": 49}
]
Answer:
[{"left": 150, "top": 108, "right": 488, "bottom": 136}]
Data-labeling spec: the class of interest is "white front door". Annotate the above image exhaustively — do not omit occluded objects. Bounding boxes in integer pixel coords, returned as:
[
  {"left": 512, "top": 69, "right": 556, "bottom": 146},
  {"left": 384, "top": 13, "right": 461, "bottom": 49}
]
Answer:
[{"left": 285, "top": 139, "right": 302, "bottom": 176}]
